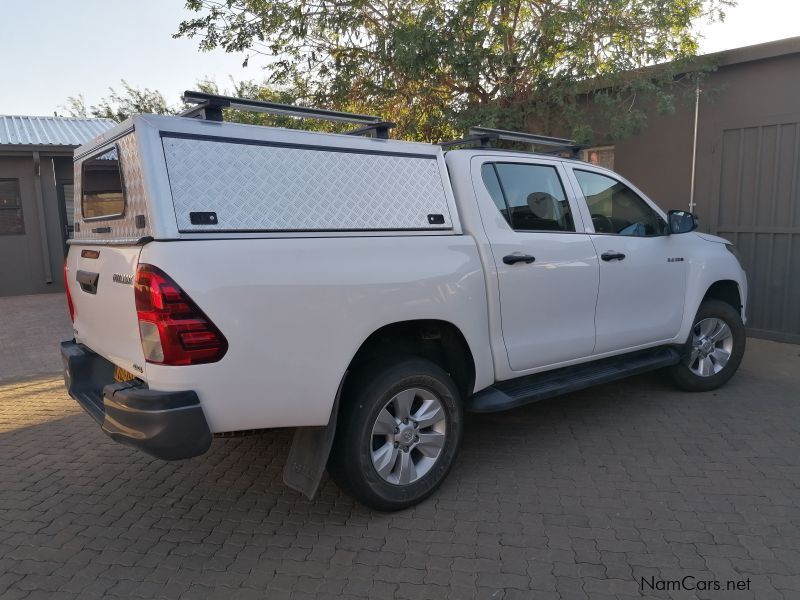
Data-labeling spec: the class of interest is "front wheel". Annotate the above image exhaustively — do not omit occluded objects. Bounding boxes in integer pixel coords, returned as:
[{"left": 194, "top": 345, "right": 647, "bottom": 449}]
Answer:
[
  {"left": 329, "top": 358, "right": 463, "bottom": 511},
  {"left": 668, "top": 299, "right": 746, "bottom": 392}
]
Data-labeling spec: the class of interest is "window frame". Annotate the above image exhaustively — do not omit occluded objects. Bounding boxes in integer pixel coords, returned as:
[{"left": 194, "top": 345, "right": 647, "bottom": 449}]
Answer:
[
  {"left": 481, "top": 160, "right": 578, "bottom": 234},
  {"left": 0, "top": 178, "right": 25, "bottom": 236},
  {"left": 568, "top": 166, "right": 669, "bottom": 237},
  {"left": 80, "top": 144, "right": 127, "bottom": 222}
]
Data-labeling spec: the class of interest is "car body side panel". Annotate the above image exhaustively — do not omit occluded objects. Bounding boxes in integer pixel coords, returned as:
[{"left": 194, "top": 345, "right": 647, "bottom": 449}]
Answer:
[
  {"left": 676, "top": 232, "right": 748, "bottom": 342},
  {"left": 444, "top": 152, "right": 511, "bottom": 380},
  {"left": 445, "top": 149, "right": 747, "bottom": 378},
  {"left": 553, "top": 160, "right": 747, "bottom": 348},
  {"left": 139, "top": 235, "right": 492, "bottom": 432}
]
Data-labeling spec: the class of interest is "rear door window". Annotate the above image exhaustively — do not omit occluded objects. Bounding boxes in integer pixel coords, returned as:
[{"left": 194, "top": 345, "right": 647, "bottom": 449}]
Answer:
[
  {"left": 481, "top": 162, "right": 575, "bottom": 232},
  {"left": 81, "top": 147, "right": 125, "bottom": 220}
]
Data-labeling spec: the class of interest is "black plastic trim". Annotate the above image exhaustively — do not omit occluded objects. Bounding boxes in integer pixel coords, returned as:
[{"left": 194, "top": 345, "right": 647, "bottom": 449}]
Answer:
[
  {"left": 189, "top": 212, "right": 218, "bottom": 225},
  {"left": 60, "top": 340, "right": 211, "bottom": 460},
  {"left": 469, "top": 126, "right": 577, "bottom": 148},
  {"left": 503, "top": 254, "right": 536, "bottom": 265},
  {"left": 468, "top": 347, "right": 681, "bottom": 413},
  {"left": 102, "top": 384, "right": 200, "bottom": 411},
  {"left": 181, "top": 90, "right": 384, "bottom": 125},
  {"left": 102, "top": 384, "right": 211, "bottom": 460},
  {"left": 76, "top": 269, "right": 99, "bottom": 294},
  {"left": 345, "top": 121, "right": 396, "bottom": 139},
  {"left": 60, "top": 340, "right": 112, "bottom": 424}
]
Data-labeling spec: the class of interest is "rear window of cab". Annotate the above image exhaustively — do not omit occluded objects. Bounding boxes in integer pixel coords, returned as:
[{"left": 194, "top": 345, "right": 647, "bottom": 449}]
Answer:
[{"left": 81, "top": 146, "right": 125, "bottom": 220}]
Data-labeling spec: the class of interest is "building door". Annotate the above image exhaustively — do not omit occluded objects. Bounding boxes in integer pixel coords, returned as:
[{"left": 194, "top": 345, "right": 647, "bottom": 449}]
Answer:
[{"left": 712, "top": 116, "right": 800, "bottom": 343}]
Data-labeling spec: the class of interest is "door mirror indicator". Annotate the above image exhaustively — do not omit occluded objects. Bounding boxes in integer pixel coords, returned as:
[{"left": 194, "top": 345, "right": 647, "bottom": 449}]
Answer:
[{"left": 668, "top": 210, "right": 698, "bottom": 234}]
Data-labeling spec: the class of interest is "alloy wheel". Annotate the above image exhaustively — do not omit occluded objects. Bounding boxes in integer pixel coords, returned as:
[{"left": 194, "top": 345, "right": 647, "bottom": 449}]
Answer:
[
  {"left": 370, "top": 387, "right": 447, "bottom": 485},
  {"left": 688, "top": 317, "right": 734, "bottom": 377}
]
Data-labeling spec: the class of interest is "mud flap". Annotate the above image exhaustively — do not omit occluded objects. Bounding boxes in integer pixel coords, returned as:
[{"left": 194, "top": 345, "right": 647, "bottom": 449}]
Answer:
[{"left": 282, "top": 373, "right": 345, "bottom": 499}]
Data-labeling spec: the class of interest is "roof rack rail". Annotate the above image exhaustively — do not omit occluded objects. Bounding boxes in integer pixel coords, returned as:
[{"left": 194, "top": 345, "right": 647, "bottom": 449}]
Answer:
[
  {"left": 180, "top": 91, "right": 396, "bottom": 139},
  {"left": 440, "top": 126, "right": 582, "bottom": 157}
]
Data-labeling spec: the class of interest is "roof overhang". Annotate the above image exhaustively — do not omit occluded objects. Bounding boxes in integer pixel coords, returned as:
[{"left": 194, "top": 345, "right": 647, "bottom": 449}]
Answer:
[
  {"left": 712, "top": 35, "right": 800, "bottom": 68},
  {"left": 579, "top": 35, "right": 800, "bottom": 95},
  {"left": 0, "top": 145, "right": 76, "bottom": 157}
]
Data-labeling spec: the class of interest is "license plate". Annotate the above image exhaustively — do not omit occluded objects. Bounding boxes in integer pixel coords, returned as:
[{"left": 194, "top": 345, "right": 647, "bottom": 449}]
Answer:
[{"left": 113, "top": 365, "right": 137, "bottom": 382}]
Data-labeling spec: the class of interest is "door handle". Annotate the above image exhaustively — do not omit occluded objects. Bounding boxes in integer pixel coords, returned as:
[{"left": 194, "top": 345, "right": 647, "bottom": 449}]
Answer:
[
  {"left": 601, "top": 251, "right": 626, "bottom": 262},
  {"left": 76, "top": 269, "right": 99, "bottom": 294},
  {"left": 503, "top": 253, "right": 536, "bottom": 265}
]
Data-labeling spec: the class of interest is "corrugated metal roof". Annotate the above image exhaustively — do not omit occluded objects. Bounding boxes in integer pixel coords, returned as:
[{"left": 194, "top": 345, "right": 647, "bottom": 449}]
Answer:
[{"left": 0, "top": 115, "right": 116, "bottom": 147}]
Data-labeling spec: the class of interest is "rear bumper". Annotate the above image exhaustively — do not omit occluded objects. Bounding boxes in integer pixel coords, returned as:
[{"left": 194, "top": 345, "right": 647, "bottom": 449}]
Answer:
[{"left": 60, "top": 340, "right": 211, "bottom": 460}]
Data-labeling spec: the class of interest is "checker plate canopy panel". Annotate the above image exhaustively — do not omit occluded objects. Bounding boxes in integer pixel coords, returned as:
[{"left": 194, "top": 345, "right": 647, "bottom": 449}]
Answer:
[
  {"left": 161, "top": 135, "right": 453, "bottom": 232},
  {"left": 73, "top": 132, "right": 154, "bottom": 242}
]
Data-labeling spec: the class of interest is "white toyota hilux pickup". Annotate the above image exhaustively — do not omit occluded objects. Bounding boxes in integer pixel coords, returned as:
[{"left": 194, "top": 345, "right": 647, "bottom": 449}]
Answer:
[{"left": 62, "top": 92, "right": 747, "bottom": 511}]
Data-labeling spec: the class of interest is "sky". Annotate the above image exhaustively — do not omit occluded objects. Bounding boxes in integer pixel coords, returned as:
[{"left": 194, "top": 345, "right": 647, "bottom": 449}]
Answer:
[{"left": 1, "top": 0, "right": 799, "bottom": 117}]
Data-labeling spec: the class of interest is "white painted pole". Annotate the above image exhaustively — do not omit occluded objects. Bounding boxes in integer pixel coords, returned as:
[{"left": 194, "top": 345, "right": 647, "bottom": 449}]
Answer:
[{"left": 689, "top": 81, "right": 700, "bottom": 212}]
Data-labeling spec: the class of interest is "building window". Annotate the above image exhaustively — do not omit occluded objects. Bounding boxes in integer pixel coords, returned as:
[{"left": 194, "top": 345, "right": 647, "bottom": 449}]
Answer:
[
  {"left": 581, "top": 146, "right": 615, "bottom": 170},
  {"left": 0, "top": 179, "right": 24, "bottom": 235}
]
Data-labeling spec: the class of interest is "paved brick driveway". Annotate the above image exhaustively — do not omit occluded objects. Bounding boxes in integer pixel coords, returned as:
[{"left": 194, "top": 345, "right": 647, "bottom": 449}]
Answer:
[
  {"left": 0, "top": 294, "right": 72, "bottom": 381},
  {"left": 1, "top": 295, "right": 800, "bottom": 599}
]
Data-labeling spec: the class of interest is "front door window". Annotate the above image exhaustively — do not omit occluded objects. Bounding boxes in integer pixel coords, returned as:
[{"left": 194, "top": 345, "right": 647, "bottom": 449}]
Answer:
[{"left": 573, "top": 170, "right": 668, "bottom": 237}]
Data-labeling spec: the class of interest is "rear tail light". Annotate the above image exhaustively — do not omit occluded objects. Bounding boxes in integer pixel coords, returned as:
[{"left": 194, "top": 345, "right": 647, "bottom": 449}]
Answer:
[
  {"left": 64, "top": 260, "right": 75, "bottom": 322},
  {"left": 134, "top": 264, "right": 228, "bottom": 365}
]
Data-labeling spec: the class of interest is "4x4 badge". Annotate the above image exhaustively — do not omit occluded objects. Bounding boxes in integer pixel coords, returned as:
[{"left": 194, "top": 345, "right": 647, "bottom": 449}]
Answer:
[{"left": 112, "top": 273, "right": 134, "bottom": 285}]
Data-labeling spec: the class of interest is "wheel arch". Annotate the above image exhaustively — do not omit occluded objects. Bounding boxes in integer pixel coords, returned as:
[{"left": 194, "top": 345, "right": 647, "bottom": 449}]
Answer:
[
  {"left": 345, "top": 319, "right": 476, "bottom": 402},
  {"left": 676, "top": 275, "right": 746, "bottom": 347},
  {"left": 702, "top": 279, "right": 743, "bottom": 317},
  {"left": 281, "top": 318, "right": 477, "bottom": 501}
]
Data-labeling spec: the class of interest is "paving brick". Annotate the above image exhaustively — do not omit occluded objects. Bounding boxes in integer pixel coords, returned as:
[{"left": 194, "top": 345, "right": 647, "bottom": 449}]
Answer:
[
  {"left": 475, "top": 572, "right": 530, "bottom": 590},
  {"left": 2, "top": 297, "right": 800, "bottom": 599}
]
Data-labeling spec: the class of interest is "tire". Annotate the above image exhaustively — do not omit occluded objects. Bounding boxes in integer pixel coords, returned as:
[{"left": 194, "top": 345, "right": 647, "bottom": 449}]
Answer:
[
  {"left": 668, "top": 299, "right": 746, "bottom": 392},
  {"left": 329, "top": 357, "right": 463, "bottom": 511}
]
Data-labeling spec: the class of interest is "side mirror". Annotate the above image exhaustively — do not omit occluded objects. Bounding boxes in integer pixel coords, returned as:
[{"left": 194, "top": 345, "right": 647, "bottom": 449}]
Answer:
[{"left": 668, "top": 210, "right": 698, "bottom": 234}]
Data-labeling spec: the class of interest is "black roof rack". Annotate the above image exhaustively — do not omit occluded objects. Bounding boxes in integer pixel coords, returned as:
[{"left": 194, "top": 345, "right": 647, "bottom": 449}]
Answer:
[
  {"left": 440, "top": 126, "right": 582, "bottom": 157},
  {"left": 180, "top": 91, "right": 396, "bottom": 139}
]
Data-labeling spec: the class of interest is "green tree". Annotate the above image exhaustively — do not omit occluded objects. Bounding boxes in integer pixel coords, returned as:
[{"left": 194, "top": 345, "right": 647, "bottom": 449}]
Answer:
[
  {"left": 175, "top": 0, "right": 730, "bottom": 143},
  {"left": 65, "top": 80, "right": 178, "bottom": 121},
  {"left": 194, "top": 78, "right": 345, "bottom": 131},
  {"left": 63, "top": 78, "right": 325, "bottom": 128}
]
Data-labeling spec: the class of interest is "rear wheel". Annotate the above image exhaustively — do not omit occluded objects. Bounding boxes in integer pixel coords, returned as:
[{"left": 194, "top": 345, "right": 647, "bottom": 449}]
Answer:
[
  {"left": 668, "top": 299, "right": 745, "bottom": 392},
  {"left": 329, "top": 358, "right": 463, "bottom": 511}
]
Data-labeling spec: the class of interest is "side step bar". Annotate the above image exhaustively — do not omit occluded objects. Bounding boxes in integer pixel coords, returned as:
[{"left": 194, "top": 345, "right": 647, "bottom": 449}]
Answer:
[{"left": 468, "top": 347, "right": 682, "bottom": 413}]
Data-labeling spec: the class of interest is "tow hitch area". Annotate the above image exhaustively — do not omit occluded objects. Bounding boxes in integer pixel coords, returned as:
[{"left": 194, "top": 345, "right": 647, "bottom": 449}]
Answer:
[{"left": 61, "top": 340, "right": 211, "bottom": 460}]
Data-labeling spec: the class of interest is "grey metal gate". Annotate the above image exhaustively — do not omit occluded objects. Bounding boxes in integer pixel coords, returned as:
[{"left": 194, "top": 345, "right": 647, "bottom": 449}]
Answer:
[{"left": 712, "top": 114, "right": 800, "bottom": 343}]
